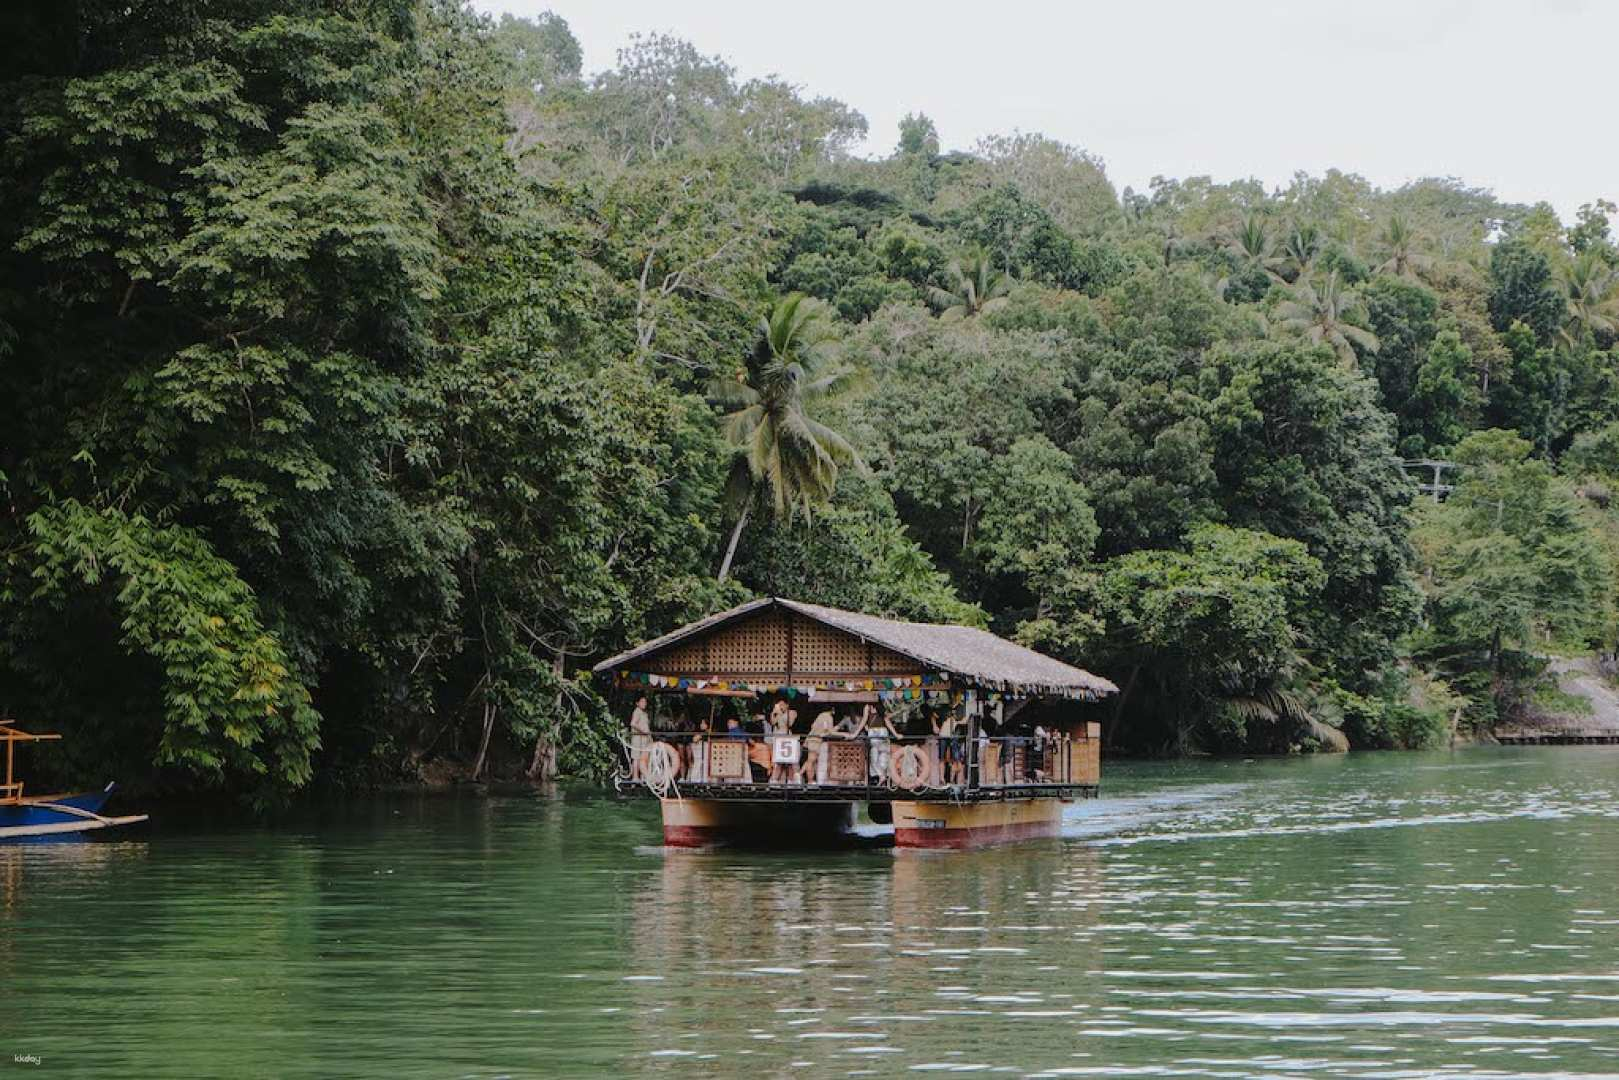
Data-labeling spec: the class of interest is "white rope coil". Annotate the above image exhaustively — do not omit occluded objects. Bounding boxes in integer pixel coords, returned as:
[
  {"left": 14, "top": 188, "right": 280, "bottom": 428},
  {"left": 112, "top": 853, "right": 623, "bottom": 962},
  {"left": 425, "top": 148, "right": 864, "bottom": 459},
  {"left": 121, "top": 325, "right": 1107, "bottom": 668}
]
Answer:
[{"left": 644, "top": 741, "right": 681, "bottom": 798}]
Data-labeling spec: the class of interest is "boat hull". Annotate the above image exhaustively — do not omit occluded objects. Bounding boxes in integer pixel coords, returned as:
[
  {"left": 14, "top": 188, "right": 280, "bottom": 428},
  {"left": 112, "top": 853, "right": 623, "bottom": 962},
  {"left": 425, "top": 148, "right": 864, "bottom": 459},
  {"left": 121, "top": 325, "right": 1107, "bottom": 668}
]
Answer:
[
  {"left": 0, "top": 789, "right": 111, "bottom": 828},
  {"left": 0, "top": 784, "right": 146, "bottom": 841},
  {"left": 891, "top": 797, "right": 1064, "bottom": 849},
  {"left": 660, "top": 798, "right": 855, "bottom": 847}
]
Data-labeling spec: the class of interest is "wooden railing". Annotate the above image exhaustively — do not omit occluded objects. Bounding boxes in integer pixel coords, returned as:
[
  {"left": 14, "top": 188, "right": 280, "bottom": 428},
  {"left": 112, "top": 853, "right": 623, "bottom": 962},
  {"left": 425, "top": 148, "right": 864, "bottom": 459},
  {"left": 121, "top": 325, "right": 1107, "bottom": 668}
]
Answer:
[{"left": 620, "top": 731, "right": 1099, "bottom": 795}]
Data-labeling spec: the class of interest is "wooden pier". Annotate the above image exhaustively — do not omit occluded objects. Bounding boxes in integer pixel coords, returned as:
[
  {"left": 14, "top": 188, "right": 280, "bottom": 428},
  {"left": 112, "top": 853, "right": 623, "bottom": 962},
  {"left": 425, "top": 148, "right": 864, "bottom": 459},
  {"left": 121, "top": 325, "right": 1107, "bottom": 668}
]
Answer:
[{"left": 1496, "top": 731, "right": 1619, "bottom": 745}]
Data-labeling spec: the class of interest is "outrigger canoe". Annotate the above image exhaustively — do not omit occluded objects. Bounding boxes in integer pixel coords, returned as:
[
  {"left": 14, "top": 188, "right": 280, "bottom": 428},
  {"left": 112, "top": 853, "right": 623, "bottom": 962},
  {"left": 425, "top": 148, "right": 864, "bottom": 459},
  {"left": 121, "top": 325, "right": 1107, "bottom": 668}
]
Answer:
[{"left": 0, "top": 722, "right": 147, "bottom": 841}]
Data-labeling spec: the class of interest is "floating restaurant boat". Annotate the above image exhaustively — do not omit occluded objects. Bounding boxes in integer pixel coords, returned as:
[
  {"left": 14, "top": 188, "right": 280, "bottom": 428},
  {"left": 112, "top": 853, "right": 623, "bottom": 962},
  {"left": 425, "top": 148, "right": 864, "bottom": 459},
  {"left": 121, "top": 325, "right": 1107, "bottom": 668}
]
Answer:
[
  {"left": 0, "top": 721, "right": 148, "bottom": 841},
  {"left": 595, "top": 598, "right": 1117, "bottom": 849}
]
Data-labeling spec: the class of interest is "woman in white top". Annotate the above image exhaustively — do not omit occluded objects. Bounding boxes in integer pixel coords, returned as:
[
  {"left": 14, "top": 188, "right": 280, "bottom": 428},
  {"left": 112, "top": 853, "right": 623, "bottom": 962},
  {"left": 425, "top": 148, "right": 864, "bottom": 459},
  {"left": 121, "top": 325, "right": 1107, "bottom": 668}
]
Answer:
[
  {"left": 1032, "top": 723, "right": 1051, "bottom": 781},
  {"left": 688, "top": 712, "right": 711, "bottom": 783},
  {"left": 932, "top": 709, "right": 967, "bottom": 786},
  {"left": 767, "top": 700, "right": 798, "bottom": 785},
  {"left": 628, "top": 696, "right": 653, "bottom": 780},
  {"left": 862, "top": 704, "right": 898, "bottom": 784},
  {"left": 806, "top": 709, "right": 837, "bottom": 784}
]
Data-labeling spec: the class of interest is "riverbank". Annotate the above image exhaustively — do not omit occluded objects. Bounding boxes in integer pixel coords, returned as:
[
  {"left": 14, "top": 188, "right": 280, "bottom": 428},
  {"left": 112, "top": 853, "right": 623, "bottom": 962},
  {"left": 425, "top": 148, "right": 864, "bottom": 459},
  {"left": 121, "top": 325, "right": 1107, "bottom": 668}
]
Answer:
[{"left": 1496, "top": 654, "right": 1619, "bottom": 742}]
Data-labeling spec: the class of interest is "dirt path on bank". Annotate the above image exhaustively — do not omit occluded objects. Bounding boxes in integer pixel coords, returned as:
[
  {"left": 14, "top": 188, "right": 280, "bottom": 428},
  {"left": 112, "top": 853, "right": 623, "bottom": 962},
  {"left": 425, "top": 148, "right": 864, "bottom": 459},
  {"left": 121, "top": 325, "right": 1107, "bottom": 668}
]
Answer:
[{"left": 1525, "top": 655, "right": 1619, "bottom": 733}]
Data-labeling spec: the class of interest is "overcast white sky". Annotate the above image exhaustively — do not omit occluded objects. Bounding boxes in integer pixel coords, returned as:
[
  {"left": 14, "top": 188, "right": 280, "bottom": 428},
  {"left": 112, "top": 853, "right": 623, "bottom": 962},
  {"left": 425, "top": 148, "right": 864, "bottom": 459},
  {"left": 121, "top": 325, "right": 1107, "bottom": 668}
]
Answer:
[{"left": 476, "top": 0, "right": 1615, "bottom": 221}]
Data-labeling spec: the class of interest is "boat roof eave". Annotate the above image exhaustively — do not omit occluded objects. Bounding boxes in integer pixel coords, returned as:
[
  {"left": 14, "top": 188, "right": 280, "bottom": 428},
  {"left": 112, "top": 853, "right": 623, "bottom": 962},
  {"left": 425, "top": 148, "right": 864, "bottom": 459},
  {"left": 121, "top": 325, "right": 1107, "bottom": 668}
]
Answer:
[{"left": 592, "top": 597, "right": 1118, "bottom": 699}]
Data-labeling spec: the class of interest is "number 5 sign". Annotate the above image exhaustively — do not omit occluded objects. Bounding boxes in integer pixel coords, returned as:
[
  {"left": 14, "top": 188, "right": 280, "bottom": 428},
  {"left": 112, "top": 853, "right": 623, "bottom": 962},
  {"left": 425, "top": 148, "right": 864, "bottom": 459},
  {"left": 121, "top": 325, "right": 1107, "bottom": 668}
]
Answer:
[{"left": 771, "top": 736, "right": 801, "bottom": 765}]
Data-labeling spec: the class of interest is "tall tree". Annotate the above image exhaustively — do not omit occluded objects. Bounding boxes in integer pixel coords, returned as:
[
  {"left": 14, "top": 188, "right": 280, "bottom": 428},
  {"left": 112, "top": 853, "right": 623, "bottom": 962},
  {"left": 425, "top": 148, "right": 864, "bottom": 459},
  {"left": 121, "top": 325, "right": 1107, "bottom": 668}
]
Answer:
[
  {"left": 711, "top": 295, "right": 863, "bottom": 581},
  {"left": 1281, "top": 221, "right": 1323, "bottom": 282},
  {"left": 896, "top": 111, "right": 940, "bottom": 157},
  {"left": 1030, "top": 525, "right": 1326, "bottom": 753},
  {"left": 1276, "top": 272, "right": 1381, "bottom": 364},
  {"left": 488, "top": 12, "right": 582, "bottom": 91},
  {"left": 1489, "top": 236, "right": 1564, "bottom": 343},
  {"left": 1375, "top": 214, "right": 1433, "bottom": 281},
  {"left": 1558, "top": 250, "right": 1619, "bottom": 349},
  {"left": 1225, "top": 213, "right": 1285, "bottom": 280},
  {"left": 1413, "top": 429, "right": 1610, "bottom": 692}
]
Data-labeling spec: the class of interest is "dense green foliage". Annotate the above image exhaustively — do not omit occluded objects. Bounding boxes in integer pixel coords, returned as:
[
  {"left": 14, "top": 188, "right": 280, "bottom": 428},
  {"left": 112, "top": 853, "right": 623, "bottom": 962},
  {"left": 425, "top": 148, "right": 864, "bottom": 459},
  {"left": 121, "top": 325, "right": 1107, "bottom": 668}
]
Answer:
[{"left": 3, "top": 2, "right": 1618, "bottom": 798}]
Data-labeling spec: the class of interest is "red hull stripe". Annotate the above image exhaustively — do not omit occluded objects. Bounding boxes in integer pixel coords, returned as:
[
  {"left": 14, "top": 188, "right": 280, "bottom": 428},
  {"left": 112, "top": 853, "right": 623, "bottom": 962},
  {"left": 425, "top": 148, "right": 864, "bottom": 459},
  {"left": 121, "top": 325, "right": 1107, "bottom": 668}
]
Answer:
[{"left": 894, "top": 817, "right": 1060, "bottom": 849}]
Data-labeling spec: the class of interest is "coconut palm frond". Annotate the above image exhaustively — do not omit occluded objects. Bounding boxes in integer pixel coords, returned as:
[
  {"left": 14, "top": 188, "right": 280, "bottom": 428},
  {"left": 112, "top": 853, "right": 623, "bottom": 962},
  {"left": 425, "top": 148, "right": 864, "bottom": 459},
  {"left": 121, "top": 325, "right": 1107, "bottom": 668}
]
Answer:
[
  {"left": 1340, "top": 322, "right": 1380, "bottom": 353},
  {"left": 1278, "top": 271, "right": 1379, "bottom": 365},
  {"left": 1375, "top": 214, "right": 1435, "bottom": 280},
  {"left": 1282, "top": 221, "right": 1322, "bottom": 280},
  {"left": 712, "top": 292, "right": 865, "bottom": 531},
  {"left": 1226, "top": 687, "right": 1312, "bottom": 724},
  {"left": 1559, "top": 251, "right": 1619, "bottom": 349},
  {"left": 929, "top": 244, "right": 1011, "bottom": 319}
]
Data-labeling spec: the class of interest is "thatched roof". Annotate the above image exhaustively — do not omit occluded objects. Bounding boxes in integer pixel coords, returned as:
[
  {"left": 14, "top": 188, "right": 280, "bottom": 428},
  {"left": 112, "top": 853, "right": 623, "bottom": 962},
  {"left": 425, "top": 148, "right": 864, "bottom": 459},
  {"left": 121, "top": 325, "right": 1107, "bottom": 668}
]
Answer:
[{"left": 593, "top": 597, "right": 1117, "bottom": 698}]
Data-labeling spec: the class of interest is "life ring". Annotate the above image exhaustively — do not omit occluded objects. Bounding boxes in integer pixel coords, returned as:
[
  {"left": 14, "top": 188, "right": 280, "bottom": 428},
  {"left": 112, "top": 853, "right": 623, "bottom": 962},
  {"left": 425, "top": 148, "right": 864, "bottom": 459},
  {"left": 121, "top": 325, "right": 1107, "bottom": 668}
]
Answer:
[
  {"left": 644, "top": 742, "right": 681, "bottom": 794},
  {"left": 890, "top": 745, "right": 929, "bottom": 790}
]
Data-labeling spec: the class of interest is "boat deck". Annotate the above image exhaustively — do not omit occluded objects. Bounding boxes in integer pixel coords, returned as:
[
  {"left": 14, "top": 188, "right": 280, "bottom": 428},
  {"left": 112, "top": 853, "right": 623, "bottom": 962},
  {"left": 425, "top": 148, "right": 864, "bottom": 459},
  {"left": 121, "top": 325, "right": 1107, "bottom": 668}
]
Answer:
[{"left": 615, "top": 778, "right": 1099, "bottom": 802}]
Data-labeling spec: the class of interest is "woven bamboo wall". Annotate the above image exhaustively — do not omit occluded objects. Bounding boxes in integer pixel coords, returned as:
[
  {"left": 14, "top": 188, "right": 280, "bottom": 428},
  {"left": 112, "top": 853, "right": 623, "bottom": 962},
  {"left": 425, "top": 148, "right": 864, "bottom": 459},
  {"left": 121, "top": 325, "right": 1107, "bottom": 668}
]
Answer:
[
  {"left": 1068, "top": 738, "right": 1100, "bottom": 785},
  {"left": 639, "top": 609, "right": 919, "bottom": 681},
  {"left": 707, "top": 741, "right": 748, "bottom": 780}
]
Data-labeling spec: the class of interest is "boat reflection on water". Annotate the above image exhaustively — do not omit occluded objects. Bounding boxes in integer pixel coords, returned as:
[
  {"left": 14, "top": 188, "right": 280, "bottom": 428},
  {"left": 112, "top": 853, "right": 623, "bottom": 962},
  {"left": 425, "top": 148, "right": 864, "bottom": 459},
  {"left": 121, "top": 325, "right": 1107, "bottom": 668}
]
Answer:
[
  {"left": 0, "top": 839, "right": 149, "bottom": 920},
  {"left": 619, "top": 834, "right": 1103, "bottom": 1066}
]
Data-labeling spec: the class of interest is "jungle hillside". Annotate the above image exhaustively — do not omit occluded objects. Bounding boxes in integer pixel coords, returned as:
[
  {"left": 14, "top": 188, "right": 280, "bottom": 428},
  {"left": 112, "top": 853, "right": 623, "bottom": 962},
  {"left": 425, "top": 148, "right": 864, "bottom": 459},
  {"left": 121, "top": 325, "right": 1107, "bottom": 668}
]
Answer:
[{"left": 4, "top": 1, "right": 1619, "bottom": 801}]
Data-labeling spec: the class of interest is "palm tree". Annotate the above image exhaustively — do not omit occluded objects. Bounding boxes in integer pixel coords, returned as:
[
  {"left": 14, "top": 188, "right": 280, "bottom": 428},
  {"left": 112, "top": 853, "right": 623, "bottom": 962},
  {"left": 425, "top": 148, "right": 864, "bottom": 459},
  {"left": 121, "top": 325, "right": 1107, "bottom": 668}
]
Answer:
[
  {"left": 1224, "top": 213, "right": 1286, "bottom": 281},
  {"left": 1276, "top": 271, "right": 1380, "bottom": 365},
  {"left": 928, "top": 246, "right": 1011, "bottom": 320},
  {"left": 1559, "top": 251, "right": 1619, "bottom": 349},
  {"left": 1375, "top": 214, "right": 1433, "bottom": 280},
  {"left": 1280, "top": 221, "right": 1322, "bottom": 282},
  {"left": 1159, "top": 220, "right": 1189, "bottom": 267},
  {"left": 711, "top": 294, "right": 863, "bottom": 582}
]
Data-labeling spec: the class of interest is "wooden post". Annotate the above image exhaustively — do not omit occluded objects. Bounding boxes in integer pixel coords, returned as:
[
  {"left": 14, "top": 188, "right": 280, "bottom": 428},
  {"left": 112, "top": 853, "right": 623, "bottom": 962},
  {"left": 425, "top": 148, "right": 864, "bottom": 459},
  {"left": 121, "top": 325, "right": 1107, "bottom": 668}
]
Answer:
[
  {"left": 966, "top": 696, "right": 979, "bottom": 791},
  {"left": 785, "top": 614, "right": 796, "bottom": 687}
]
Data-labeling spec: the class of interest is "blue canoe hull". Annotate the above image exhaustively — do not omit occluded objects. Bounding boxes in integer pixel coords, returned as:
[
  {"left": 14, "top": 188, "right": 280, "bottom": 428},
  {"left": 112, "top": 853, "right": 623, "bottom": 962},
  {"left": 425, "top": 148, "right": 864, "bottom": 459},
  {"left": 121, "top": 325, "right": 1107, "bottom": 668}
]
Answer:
[
  {"left": 0, "top": 784, "right": 146, "bottom": 840},
  {"left": 0, "top": 787, "right": 113, "bottom": 828}
]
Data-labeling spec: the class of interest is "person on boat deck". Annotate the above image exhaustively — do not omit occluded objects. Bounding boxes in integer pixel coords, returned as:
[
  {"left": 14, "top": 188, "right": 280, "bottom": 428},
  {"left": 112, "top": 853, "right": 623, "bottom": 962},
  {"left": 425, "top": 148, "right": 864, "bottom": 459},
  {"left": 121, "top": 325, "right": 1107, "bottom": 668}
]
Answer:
[
  {"left": 687, "top": 711, "right": 711, "bottom": 783},
  {"left": 744, "top": 709, "right": 775, "bottom": 781},
  {"left": 895, "top": 705, "right": 932, "bottom": 784},
  {"left": 862, "top": 704, "right": 898, "bottom": 783},
  {"left": 830, "top": 708, "right": 866, "bottom": 779},
  {"left": 1031, "top": 723, "right": 1052, "bottom": 781},
  {"left": 898, "top": 706, "right": 931, "bottom": 738},
  {"left": 932, "top": 708, "right": 967, "bottom": 786},
  {"left": 767, "top": 700, "right": 799, "bottom": 785},
  {"left": 973, "top": 711, "right": 1005, "bottom": 785},
  {"left": 716, "top": 712, "right": 756, "bottom": 783},
  {"left": 628, "top": 696, "right": 653, "bottom": 781},
  {"left": 805, "top": 708, "right": 837, "bottom": 784}
]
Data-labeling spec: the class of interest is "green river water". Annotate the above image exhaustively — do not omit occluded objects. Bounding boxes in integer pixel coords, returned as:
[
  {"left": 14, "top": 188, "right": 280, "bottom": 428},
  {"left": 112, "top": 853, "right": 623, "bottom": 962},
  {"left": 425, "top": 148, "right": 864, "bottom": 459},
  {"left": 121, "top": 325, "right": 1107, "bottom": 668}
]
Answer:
[{"left": 5, "top": 747, "right": 1619, "bottom": 1078}]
